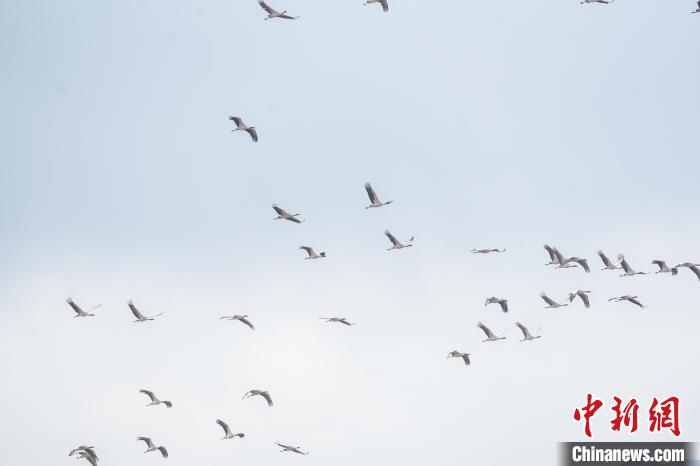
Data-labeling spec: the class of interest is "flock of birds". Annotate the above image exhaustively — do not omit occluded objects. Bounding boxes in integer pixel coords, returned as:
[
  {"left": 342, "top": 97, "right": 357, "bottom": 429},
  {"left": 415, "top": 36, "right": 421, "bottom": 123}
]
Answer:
[{"left": 62, "top": 0, "right": 699, "bottom": 463}]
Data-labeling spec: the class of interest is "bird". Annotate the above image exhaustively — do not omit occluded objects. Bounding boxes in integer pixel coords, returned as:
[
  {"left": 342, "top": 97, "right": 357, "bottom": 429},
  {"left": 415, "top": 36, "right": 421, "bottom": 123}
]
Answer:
[
  {"left": 581, "top": 0, "right": 615, "bottom": 4},
  {"left": 597, "top": 250, "right": 621, "bottom": 270},
  {"left": 540, "top": 292, "right": 568, "bottom": 309},
  {"left": 618, "top": 254, "right": 647, "bottom": 277},
  {"left": 484, "top": 297, "right": 508, "bottom": 313},
  {"left": 137, "top": 437, "right": 168, "bottom": 458},
  {"left": 216, "top": 419, "right": 245, "bottom": 440},
  {"left": 300, "top": 246, "right": 326, "bottom": 259},
  {"left": 471, "top": 248, "right": 506, "bottom": 254},
  {"left": 652, "top": 260, "right": 677, "bottom": 275},
  {"left": 364, "top": 0, "right": 388, "bottom": 12},
  {"left": 364, "top": 182, "right": 392, "bottom": 209},
  {"left": 385, "top": 230, "right": 414, "bottom": 250},
  {"left": 273, "top": 204, "right": 303, "bottom": 223},
  {"left": 447, "top": 350, "right": 471, "bottom": 366},
  {"left": 66, "top": 298, "right": 98, "bottom": 317},
  {"left": 276, "top": 443, "right": 308, "bottom": 455},
  {"left": 243, "top": 389, "right": 273, "bottom": 407},
  {"left": 139, "top": 389, "right": 172, "bottom": 408},
  {"left": 694, "top": 0, "right": 700, "bottom": 13},
  {"left": 563, "top": 256, "right": 590, "bottom": 273},
  {"left": 219, "top": 314, "right": 255, "bottom": 330},
  {"left": 128, "top": 300, "right": 163, "bottom": 322},
  {"left": 69, "top": 446, "right": 98, "bottom": 463},
  {"left": 515, "top": 322, "right": 541, "bottom": 341},
  {"left": 476, "top": 322, "right": 506, "bottom": 342},
  {"left": 258, "top": 0, "right": 299, "bottom": 19},
  {"left": 74, "top": 451, "right": 97, "bottom": 466},
  {"left": 674, "top": 262, "right": 700, "bottom": 281},
  {"left": 609, "top": 295, "right": 646, "bottom": 309},
  {"left": 319, "top": 317, "right": 355, "bottom": 326},
  {"left": 568, "top": 290, "right": 591, "bottom": 308},
  {"left": 228, "top": 116, "right": 258, "bottom": 142}
]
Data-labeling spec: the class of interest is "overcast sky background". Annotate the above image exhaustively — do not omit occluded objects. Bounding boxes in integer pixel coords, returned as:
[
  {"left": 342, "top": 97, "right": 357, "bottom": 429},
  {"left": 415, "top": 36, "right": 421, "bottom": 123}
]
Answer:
[{"left": 1, "top": 0, "right": 699, "bottom": 465}]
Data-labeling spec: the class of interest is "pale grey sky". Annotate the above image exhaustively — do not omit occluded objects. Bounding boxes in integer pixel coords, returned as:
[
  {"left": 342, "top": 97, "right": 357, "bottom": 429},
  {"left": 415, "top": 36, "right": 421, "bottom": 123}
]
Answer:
[{"left": 0, "top": 0, "right": 699, "bottom": 465}]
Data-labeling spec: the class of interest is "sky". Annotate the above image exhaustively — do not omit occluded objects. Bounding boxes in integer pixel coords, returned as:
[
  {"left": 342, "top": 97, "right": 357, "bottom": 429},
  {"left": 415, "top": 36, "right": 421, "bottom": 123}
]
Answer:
[{"left": 0, "top": 0, "right": 699, "bottom": 465}]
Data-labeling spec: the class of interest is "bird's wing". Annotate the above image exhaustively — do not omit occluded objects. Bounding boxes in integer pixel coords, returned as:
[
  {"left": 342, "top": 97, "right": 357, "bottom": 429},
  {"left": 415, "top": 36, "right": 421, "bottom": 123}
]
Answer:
[
  {"left": 580, "top": 293, "right": 590, "bottom": 308},
  {"left": 128, "top": 301, "right": 145, "bottom": 319},
  {"left": 384, "top": 230, "right": 399, "bottom": 246},
  {"left": 262, "top": 392, "right": 274, "bottom": 406},
  {"left": 239, "top": 317, "right": 255, "bottom": 330},
  {"left": 163, "top": 400, "right": 172, "bottom": 408},
  {"left": 299, "top": 246, "right": 314, "bottom": 256},
  {"left": 380, "top": 0, "right": 389, "bottom": 11},
  {"left": 553, "top": 249, "right": 565, "bottom": 264},
  {"left": 578, "top": 259, "right": 590, "bottom": 272},
  {"left": 365, "top": 183, "right": 378, "bottom": 203},
  {"left": 689, "top": 265, "right": 700, "bottom": 281},
  {"left": 620, "top": 259, "right": 632, "bottom": 273},
  {"left": 139, "top": 389, "right": 156, "bottom": 402},
  {"left": 279, "top": 13, "right": 298, "bottom": 19},
  {"left": 287, "top": 216, "right": 301, "bottom": 223},
  {"left": 137, "top": 437, "right": 154, "bottom": 448},
  {"left": 246, "top": 127, "right": 258, "bottom": 142},
  {"left": 544, "top": 245, "right": 556, "bottom": 261},
  {"left": 339, "top": 318, "right": 353, "bottom": 326},
  {"left": 461, "top": 354, "right": 470, "bottom": 366},
  {"left": 66, "top": 298, "right": 85, "bottom": 315},
  {"left": 515, "top": 321, "right": 528, "bottom": 337},
  {"left": 597, "top": 250, "right": 613, "bottom": 267},
  {"left": 157, "top": 446, "right": 168, "bottom": 458},
  {"left": 272, "top": 204, "right": 287, "bottom": 216},
  {"left": 540, "top": 293, "right": 555, "bottom": 306},
  {"left": 628, "top": 297, "right": 644, "bottom": 308},
  {"left": 217, "top": 419, "right": 231, "bottom": 435},
  {"left": 229, "top": 116, "right": 242, "bottom": 127},
  {"left": 500, "top": 301, "right": 508, "bottom": 313},
  {"left": 258, "top": 0, "right": 278, "bottom": 14},
  {"left": 651, "top": 260, "right": 664, "bottom": 269},
  {"left": 477, "top": 322, "right": 495, "bottom": 338}
]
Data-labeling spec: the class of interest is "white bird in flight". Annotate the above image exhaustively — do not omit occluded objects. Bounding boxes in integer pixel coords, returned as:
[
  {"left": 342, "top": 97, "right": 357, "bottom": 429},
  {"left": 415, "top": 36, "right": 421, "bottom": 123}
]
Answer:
[
  {"left": 128, "top": 300, "right": 163, "bottom": 322},
  {"left": 581, "top": 0, "right": 615, "bottom": 4},
  {"left": 258, "top": 0, "right": 299, "bottom": 19},
  {"left": 515, "top": 322, "right": 542, "bottom": 342},
  {"left": 447, "top": 350, "right": 471, "bottom": 366},
  {"left": 220, "top": 314, "right": 255, "bottom": 330},
  {"left": 694, "top": 0, "right": 700, "bottom": 13},
  {"left": 243, "top": 389, "right": 273, "bottom": 407},
  {"left": 319, "top": 317, "right": 355, "bottom": 326},
  {"left": 300, "top": 246, "right": 326, "bottom": 259},
  {"left": 139, "top": 389, "right": 172, "bottom": 408},
  {"left": 276, "top": 443, "right": 308, "bottom": 455},
  {"left": 618, "top": 254, "right": 647, "bottom": 277},
  {"left": 137, "top": 437, "right": 168, "bottom": 458},
  {"left": 216, "top": 419, "right": 245, "bottom": 440},
  {"left": 652, "top": 260, "right": 677, "bottom": 274},
  {"left": 273, "top": 204, "right": 304, "bottom": 223},
  {"left": 477, "top": 322, "right": 506, "bottom": 342},
  {"left": 609, "top": 295, "right": 646, "bottom": 308},
  {"left": 385, "top": 230, "right": 414, "bottom": 250},
  {"left": 364, "top": 0, "right": 389, "bottom": 12},
  {"left": 484, "top": 297, "right": 508, "bottom": 313},
  {"left": 674, "top": 262, "right": 700, "bottom": 282},
  {"left": 568, "top": 290, "right": 591, "bottom": 308},
  {"left": 66, "top": 298, "right": 100, "bottom": 317},
  {"left": 471, "top": 248, "right": 506, "bottom": 254},
  {"left": 540, "top": 292, "right": 568, "bottom": 309},
  {"left": 69, "top": 446, "right": 98, "bottom": 464},
  {"left": 562, "top": 256, "right": 590, "bottom": 273},
  {"left": 364, "top": 182, "right": 393, "bottom": 209},
  {"left": 228, "top": 116, "right": 258, "bottom": 142},
  {"left": 597, "top": 250, "right": 621, "bottom": 270}
]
